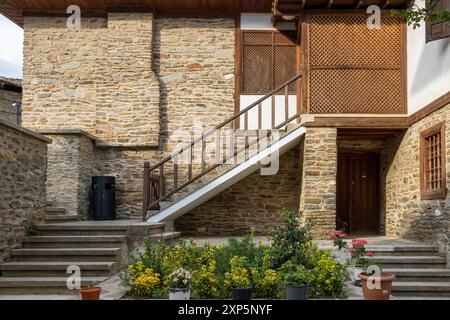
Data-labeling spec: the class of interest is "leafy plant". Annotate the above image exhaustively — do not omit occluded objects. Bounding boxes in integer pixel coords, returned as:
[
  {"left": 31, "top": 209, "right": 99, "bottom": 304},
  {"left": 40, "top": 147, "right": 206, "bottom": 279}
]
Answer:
[
  {"left": 392, "top": 0, "right": 450, "bottom": 29},
  {"left": 308, "top": 247, "right": 349, "bottom": 299},
  {"left": 251, "top": 267, "right": 279, "bottom": 298},
  {"left": 328, "top": 230, "right": 348, "bottom": 251},
  {"left": 224, "top": 256, "right": 251, "bottom": 289},
  {"left": 192, "top": 260, "right": 219, "bottom": 299},
  {"left": 125, "top": 261, "right": 160, "bottom": 298},
  {"left": 278, "top": 261, "right": 313, "bottom": 286},
  {"left": 24, "top": 217, "right": 39, "bottom": 236},
  {"left": 269, "top": 210, "right": 314, "bottom": 268},
  {"left": 165, "top": 268, "right": 192, "bottom": 289},
  {"left": 348, "top": 239, "right": 374, "bottom": 269}
]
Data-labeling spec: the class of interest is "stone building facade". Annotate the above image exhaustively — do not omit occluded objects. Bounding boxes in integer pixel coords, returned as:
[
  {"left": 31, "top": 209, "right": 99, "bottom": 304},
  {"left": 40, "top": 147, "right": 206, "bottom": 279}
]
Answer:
[
  {"left": 0, "top": 77, "right": 22, "bottom": 125},
  {"left": 0, "top": 119, "right": 50, "bottom": 262},
  {"left": 381, "top": 104, "right": 450, "bottom": 249},
  {"left": 15, "top": 11, "right": 450, "bottom": 248}
]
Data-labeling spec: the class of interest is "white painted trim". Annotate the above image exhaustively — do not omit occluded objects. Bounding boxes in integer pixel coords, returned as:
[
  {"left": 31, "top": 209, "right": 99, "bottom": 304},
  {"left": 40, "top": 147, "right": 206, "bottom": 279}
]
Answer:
[
  {"left": 240, "top": 13, "right": 296, "bottom": 30},
  {"left": 148, "top": 126, "right": 306, "bottom": 223}
]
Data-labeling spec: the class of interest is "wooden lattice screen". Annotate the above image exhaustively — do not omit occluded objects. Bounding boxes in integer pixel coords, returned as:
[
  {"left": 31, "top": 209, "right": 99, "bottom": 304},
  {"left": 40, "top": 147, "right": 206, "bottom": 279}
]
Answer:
[
  {"left": 303, "top": 14, "right": 406, "bottom": 114},
  {"left": 241, "top": 30, "right": 297, "bottom": 94}
]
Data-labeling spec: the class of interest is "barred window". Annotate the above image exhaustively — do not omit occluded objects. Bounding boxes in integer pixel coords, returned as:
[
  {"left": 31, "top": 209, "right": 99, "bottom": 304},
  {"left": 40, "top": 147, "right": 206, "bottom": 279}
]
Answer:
[
  {"left": 240, "top": 30, "right": 297, "bottom": 95},
  {"left": 420, "top": 122, "right": 446, "bottom": 199}
]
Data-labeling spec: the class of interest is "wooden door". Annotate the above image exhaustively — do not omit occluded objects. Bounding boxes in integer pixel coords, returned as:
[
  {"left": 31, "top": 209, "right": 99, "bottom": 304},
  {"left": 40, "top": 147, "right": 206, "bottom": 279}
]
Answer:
[{"left": 337, "top": 153, "right": 379, "bottom": 234}]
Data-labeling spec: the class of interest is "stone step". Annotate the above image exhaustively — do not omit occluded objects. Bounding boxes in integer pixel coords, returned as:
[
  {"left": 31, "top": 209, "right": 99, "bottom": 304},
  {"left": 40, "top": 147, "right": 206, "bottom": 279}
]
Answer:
[
  {"left": 11, "top": 248, "right": 121, "bottom": 262},
  {"left": 36, "top": 224, "right": 129, "bottom": 236},
  {"left": 148, "top": 231, "right": 181, "bottom": 243},
  {"left": 44, "top": 215, "right": 80, "bottom": 223},
  {"left": 392, "top": 282, "right": 450, "bottom": 297},
  {"left": 0, "top": 277, "right": 107, "bottom": 295},
  {"left": 366, "top": 245, "right": 440, "bottom": 257},
  {"left": 0, "top": 261, "right": 116, "bottom": 277},
  {"left": 21, "top": 235, "right": 127, "bottom": 248},
  {"left": 384, "top": 268, "right": 450, "bottom": 282},
  {"left": 368, "top": 256, "right": 447, "bottom": 268}
]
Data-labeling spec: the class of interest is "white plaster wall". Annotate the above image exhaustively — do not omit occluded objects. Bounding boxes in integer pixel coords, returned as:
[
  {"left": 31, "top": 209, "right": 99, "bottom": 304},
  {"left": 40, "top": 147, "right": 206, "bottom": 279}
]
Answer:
[{"left": 407, "top": 0, "right": 450, "bottom": 114}]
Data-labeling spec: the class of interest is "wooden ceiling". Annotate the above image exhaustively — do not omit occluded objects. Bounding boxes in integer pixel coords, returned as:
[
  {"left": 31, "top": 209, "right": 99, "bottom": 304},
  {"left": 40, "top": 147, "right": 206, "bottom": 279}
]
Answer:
[{"left": 0, "top": 0, "right": 410, "bottom": 26}]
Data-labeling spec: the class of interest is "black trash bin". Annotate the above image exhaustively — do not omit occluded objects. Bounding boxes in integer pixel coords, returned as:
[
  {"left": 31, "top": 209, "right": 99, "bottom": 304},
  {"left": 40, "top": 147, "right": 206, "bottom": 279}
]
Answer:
[{"left": 91, "top": 176, "right": 116, "bottom": 220}]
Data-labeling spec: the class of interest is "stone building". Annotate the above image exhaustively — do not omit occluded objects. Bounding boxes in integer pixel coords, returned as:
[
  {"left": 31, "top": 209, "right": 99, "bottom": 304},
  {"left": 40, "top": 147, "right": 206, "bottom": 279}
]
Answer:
[
  {"left": 0, "top": 0, "right": 448, "bottom": 250},
  {"left": 0, "top": 77, "right": 22, "bottom": 125}
]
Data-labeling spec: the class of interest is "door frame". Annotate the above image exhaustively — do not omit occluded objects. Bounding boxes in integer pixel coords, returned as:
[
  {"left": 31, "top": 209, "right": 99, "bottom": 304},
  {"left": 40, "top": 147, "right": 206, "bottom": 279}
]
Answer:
[{"left": 337, "top": 152, "right": 380, "bottom": 235}]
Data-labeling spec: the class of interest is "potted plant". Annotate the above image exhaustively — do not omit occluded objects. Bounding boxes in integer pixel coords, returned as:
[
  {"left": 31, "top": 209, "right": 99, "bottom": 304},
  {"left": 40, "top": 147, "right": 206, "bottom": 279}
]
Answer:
[
  {"left": 328, "top": 230, "right": 349, "bottom": 264},
  {"left": 224, "top": 256, "right": 252, "bottom": 300},
  {"left": 278, "top": 261, "right": 312, "bottom": 300},
  {"left": 358, "top": 266, "right": 396, "bottom": 300},
  {"left": 166, "top": 268, "right": 192, "bottom": 300},
  {"left": 348, "top": 239, "right": 374, "bottom": 287},
  {"left": 80, "top": 284, "right": 102, "bottom": 300}
]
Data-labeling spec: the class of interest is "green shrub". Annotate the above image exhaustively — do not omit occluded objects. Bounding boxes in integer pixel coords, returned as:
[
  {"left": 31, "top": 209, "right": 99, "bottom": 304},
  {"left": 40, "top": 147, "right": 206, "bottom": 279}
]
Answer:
[
  {"left": 24, "top": 217, "right": 39, "bottom": 236},
  {"left": 269, "top": 210, "right": 314, "bottom": 268},
  {"left": 278, "top": 261, "right": 313, "bottom": 286}
]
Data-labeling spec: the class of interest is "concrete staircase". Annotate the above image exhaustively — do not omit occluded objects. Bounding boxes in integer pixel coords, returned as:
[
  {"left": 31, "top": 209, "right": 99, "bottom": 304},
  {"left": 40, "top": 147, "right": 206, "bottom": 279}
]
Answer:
[
  {"left": 44, "top": 203, "right": 79, "bottom": 224},
  {"left": 367, "top": 244, "right": 450, "bottom": 298},
  {"left": 147, "top": 124, "right": 306, "bottom": 226},
  {"left": 0, "top": 221, "right": 177, "bottom": 295}
]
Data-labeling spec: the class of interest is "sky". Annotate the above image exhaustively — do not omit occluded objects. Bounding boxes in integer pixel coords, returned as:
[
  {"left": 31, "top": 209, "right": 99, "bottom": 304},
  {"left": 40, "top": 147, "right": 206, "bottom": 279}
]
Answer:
[{"left": 0, "top": 14, "right": 23, "bottom": 79}]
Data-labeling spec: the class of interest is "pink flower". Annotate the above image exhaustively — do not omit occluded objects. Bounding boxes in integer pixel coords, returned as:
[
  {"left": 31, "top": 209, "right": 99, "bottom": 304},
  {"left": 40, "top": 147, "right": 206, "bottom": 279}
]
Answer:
[
  {"left": 348, "top": 247, "right": 355, "bottom": 253},
  {"left": 338, "top": 233, "right": 347, "bottom": 239},
  {"left": 366, "top": 251, "right": 374, "bottom": 257},
  {"left": 328, "top": 231, "right": 336, "bottom": 240},
  {"left": 335, "top": 230, "right": 343, "bottom": 236}
]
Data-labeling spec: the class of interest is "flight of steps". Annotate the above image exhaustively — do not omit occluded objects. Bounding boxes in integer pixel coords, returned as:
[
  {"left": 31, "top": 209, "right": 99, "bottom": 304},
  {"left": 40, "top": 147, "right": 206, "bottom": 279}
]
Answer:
[
  {"left": 147, "top": 125, "right": 298, "bottom": 220},
  {"left": 0, "top": 221, "right": 175, "bottom": 295},
  {"left": 367, "top": 244, "right": 450, "bottom": 298},
  {"left": 44, "top": 202, "right": 79, "bottom": 224}
]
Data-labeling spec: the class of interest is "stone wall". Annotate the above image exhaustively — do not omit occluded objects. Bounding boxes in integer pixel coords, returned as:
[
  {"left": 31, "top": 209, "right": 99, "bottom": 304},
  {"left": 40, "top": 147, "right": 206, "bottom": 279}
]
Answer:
[
  {"left": 21, "top": 15, "right": 236, "bottom": 219},
  {"left": 175, "top": 146, "right": 301, "bottom": 235},
  {"left": 299, "top": 127, "right": 337, "bottom": 239},
  {"left": 42, "top": 130, "right": 98, "bottom": 219},
  {"left": 381, "top": 104, "right": 450, "bottom": 250},
  {"left": 153, "top": 18, "right": 235, "bottom": 149},
  {"left": 0, "top": 89, "right": 21, "bottom": 124},
  {"left": 0, "top": 119, "right": 49, "bottom": 262},
  {"left": 22, "top": 13, "right": 160, "bottom": 147}
]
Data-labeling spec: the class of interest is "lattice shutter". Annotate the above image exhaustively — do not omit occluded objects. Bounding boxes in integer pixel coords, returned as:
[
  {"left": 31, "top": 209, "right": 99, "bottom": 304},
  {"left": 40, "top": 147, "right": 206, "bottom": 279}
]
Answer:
[
  {"left": 305, "top": 15, "right": 405, "bottom": 114},
  {"left": 241, "top": 30, "right": 297, "bottom": 95}
]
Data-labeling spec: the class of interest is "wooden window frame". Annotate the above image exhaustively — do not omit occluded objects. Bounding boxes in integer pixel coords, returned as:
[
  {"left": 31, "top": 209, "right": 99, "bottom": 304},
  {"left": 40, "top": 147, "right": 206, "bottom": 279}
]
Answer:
[
  {"left": 239, "top": 30, "right": 297, "bottom": 95},
  {"left": 420, "top": 122, "right": 447, "bottom": 200},
  {"left": 426, "top": 0, "right": 450, "bottom": 42}
]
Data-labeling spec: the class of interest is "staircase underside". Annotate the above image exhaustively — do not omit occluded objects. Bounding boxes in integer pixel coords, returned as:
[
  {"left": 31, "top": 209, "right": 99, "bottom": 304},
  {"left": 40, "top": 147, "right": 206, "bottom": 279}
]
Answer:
[{"left": 147, "top": 125, "right": 306, "bottom": 224}]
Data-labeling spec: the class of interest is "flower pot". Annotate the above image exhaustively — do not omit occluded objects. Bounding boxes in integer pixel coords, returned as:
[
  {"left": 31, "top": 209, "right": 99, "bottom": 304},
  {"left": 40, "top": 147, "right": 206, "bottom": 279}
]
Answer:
[
  {"left": 230, "top": 287, "right": 252, "bottom": 300},
  {"left": 169, "top": 288, "right": 190, "bottom": 300},
  {"left": 80, "top": 287, "right": 101, "bottom": 300},
  {"left": 358, "top": 272, "right": 396, "bottom": 300},
  {"left": 285, "top": 284, "right": 308, "bottom": 300}
]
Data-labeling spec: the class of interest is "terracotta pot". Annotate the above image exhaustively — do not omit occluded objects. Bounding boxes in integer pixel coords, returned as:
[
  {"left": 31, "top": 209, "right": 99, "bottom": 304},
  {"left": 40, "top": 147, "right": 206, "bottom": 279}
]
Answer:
[
  {"left": 358, "top": 273, "right": 395, "bottom": 300},
  {"left": 80, "top": 286, "right": 102, "bottom": 300}
]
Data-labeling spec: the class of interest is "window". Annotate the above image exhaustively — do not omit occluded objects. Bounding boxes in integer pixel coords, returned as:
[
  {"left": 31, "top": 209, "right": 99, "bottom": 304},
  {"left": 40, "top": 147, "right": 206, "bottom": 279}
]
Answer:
[
  {"left": 426, "top": 0, "right": 450, "bottom": 42},
  {"left": 420, "top": 122, "right": 446, "bottom": 200},
  {"left": 240, "top": 30, "right": 297, "bottom": 95}
]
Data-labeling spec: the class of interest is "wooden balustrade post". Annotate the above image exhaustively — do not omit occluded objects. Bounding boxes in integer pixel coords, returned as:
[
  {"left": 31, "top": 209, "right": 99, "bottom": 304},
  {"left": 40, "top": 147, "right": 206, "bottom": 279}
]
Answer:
[{"left": 143, "top": 161, "right": 150, "bottom": 221}]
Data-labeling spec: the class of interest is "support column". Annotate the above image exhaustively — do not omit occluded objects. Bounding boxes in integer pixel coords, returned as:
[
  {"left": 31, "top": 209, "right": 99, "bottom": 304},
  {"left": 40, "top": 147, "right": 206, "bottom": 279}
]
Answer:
[{"left": 300, "top": 127, "right": 337, "bottom": 239}]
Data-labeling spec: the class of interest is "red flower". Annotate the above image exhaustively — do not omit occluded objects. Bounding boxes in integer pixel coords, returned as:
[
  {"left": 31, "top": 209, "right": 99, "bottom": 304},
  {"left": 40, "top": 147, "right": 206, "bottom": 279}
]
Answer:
[
  {"left": 366, "top": 251, "right": 374, "bottom": 257},
  {"left": 335, "top": 230, "right": 343, "bottom": 236},
  {"left": 348, "top": 247, "right": 355, "bottom": 253},
  {"left": 328, "top": 231, "right": 336, "bottom": 240},
  {"left": 338, "top": 233, "right": 347, "bottom": 238}
]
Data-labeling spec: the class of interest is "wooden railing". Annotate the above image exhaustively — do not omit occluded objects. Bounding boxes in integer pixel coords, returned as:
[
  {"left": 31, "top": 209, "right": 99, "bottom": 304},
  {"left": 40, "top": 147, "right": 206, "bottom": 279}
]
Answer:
[{"left": 142, "top": 73, "right": 302, "bottom": 220}]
